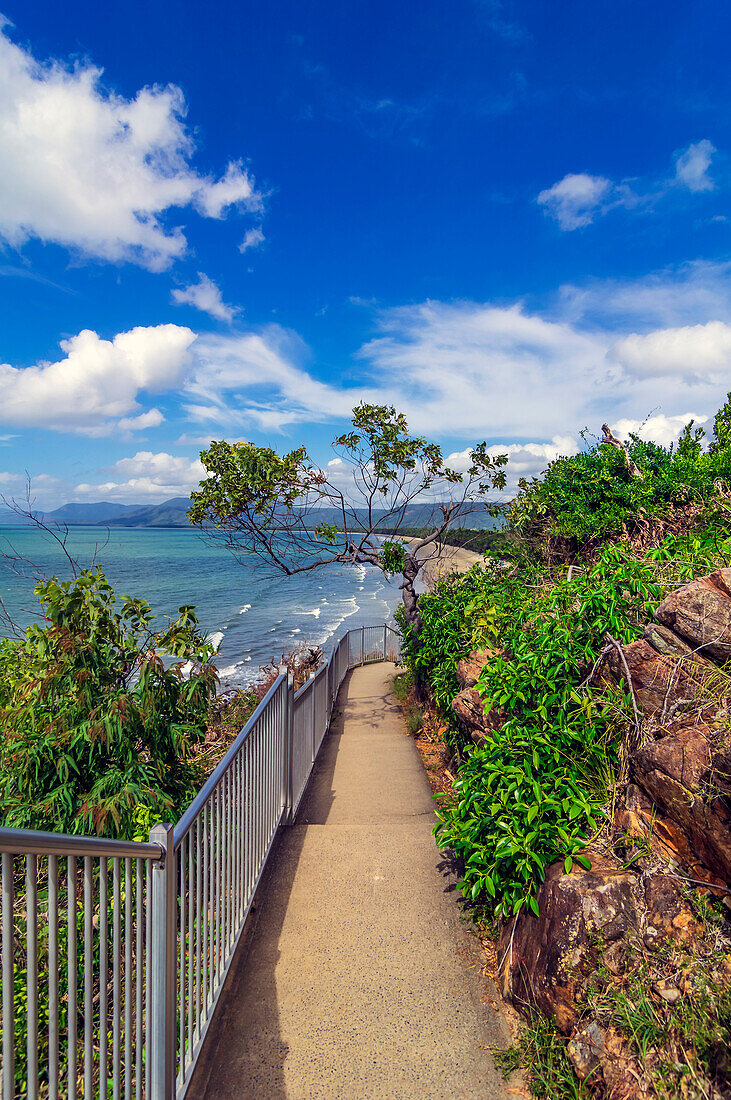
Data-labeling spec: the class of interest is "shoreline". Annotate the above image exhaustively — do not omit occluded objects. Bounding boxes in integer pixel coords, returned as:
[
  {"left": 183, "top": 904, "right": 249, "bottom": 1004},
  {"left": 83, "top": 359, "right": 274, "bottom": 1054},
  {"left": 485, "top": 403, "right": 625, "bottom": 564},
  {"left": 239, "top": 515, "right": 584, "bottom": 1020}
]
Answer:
[{"left": 404, "top": 538, "right": 483, "bottom": 590}]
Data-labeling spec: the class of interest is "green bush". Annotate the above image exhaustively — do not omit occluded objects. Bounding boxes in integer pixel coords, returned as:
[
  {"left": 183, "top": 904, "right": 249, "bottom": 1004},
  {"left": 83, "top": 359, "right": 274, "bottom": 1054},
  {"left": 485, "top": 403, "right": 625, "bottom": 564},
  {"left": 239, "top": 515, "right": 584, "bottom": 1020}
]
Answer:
[
  {"left": 0, "top": 568, "right": 218, "bottom": 838},
  {"left": 510, "top": 397, "right": 731, "bottom": 555},
  {"left": 401, "top": 533, "right": 725, "bottom": 918}
]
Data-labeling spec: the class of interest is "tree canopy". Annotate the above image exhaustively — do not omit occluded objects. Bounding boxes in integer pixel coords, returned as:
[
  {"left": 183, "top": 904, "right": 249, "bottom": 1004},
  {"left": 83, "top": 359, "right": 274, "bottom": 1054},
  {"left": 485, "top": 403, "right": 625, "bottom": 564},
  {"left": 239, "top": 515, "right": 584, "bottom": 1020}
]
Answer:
[{"left": 188, "top": 403, "right": 508, "bottom": 632}]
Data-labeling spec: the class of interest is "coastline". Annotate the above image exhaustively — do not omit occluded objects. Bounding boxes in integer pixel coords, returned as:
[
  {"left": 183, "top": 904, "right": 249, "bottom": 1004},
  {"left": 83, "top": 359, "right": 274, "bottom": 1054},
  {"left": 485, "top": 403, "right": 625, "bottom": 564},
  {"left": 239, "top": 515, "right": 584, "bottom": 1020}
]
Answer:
[{"left": 404, "top": 538, "right": 483, "bottom": 591}]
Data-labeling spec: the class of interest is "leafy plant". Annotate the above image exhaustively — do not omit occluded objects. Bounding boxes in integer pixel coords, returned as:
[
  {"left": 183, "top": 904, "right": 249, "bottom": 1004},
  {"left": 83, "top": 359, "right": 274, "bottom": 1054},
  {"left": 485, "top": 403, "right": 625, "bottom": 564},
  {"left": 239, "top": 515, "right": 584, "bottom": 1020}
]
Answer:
[
  {"left": 0, "top": 568, "right": 218, "bottom": 838},
  {"left": 510, "top": 395, "right": 731, "bottom": 557},
  {"left": 405, "top": 538, "right": 717, "bottom": 917}
]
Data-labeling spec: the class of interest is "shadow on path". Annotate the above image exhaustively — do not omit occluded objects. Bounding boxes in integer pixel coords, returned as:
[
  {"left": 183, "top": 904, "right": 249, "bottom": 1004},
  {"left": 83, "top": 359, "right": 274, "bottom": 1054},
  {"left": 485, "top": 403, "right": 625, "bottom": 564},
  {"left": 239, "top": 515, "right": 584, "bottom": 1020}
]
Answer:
[{"left": 187, "top": 664, "right": 510, "bottom": 1100}]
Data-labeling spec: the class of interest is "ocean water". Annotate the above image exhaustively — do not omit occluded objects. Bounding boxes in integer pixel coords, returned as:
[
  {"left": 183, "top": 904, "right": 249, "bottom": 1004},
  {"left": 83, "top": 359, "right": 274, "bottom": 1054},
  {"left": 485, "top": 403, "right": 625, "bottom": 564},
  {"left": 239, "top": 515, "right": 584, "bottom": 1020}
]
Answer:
[{"left": 0, "top": 527, "right": 403, "bottom": 688}]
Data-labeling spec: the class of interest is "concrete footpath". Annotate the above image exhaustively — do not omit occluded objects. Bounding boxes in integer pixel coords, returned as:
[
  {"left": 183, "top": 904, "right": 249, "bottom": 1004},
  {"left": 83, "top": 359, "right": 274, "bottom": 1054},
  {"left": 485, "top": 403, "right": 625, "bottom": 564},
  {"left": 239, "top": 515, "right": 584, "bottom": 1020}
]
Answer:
[{"left": 188, "top": 663, "right": 511, "bottom": 1100}]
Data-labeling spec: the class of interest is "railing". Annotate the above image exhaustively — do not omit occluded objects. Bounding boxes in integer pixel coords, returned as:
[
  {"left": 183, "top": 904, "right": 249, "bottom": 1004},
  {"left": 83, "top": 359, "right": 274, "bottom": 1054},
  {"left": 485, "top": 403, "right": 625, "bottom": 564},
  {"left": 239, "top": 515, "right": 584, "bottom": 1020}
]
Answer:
[{"left": 0, "top": 624, "right": 400, "bottom": 1099}]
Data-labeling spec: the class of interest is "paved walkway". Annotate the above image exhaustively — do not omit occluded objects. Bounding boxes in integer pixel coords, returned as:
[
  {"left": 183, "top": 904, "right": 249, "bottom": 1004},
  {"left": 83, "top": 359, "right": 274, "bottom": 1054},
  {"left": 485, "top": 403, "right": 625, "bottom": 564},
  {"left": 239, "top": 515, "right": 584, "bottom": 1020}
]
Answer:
[{"left": 188, "top": 663, "right": 511, "bottom": 1100}]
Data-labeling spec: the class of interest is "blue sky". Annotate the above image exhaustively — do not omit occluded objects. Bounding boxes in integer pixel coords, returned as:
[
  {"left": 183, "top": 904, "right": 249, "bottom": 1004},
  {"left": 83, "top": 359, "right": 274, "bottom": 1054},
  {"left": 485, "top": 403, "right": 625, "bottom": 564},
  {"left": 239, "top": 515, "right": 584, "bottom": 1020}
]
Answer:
[{"left": 1, "top": 0, "right": 730, "bottom": 506}]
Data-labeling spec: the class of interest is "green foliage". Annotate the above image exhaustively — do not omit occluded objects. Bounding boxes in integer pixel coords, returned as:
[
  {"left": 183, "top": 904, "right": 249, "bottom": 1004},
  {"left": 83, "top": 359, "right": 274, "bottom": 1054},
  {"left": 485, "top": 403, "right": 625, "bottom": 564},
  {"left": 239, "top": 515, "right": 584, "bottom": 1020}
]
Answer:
[
  {"left": 401, "top": 538, "right": 717, "bottom": 917},
  {"left": 379, "top": 539, "right": 407, "bottom": 576},
  {"left": 396, "top": 566, "right": 510, "bottom": 722},
  {"left": 188, "top": 438, "right": 315, "bottom": 526},
  {"left": 510, "top": 395, "right": 731, "bottom": 554},
  {"left": 0, "top": 568, "right": 218, "bottom": 838},
  {"left": 314, "top": 522, "right": 339, "bottom": 544}
]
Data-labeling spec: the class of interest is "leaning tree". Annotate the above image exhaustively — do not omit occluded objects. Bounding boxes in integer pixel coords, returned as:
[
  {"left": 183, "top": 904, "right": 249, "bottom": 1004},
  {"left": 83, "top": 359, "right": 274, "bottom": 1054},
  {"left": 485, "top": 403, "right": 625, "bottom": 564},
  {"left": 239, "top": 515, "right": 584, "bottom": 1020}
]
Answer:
[{"left": 188, "top": 403, "right": 508, "bottom": 639}]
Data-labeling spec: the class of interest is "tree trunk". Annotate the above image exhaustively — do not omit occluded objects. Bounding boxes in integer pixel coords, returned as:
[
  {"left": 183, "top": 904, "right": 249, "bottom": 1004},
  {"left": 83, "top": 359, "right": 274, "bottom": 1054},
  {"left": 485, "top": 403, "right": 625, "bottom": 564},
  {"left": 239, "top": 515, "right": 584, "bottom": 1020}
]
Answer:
[
  {"left": 399, "top": 554, "right": 422, "bottom": 636},
  {"left": 400, "top": 554, "right": 427, "bottom": 701}
]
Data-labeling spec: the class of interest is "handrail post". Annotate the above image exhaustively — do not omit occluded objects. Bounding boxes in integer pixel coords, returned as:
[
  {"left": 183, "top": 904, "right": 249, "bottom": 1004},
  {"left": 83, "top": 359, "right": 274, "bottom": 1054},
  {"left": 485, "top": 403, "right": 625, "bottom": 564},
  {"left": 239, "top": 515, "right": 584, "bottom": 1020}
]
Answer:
[
  {"left": 383, "top": 624, "right": 387, "bottom": 661},
  {"left": 309, "top": 670, "right": 316, "bottom": 766},
  {"left": 283, "top": 669, "right": 294, "bottom": 823},
  {"left": 149, "top": 823, "right": 176, "bottom": 1100},
  {"left": 361, "top": 624, "right": 365, "bottom": 664}
]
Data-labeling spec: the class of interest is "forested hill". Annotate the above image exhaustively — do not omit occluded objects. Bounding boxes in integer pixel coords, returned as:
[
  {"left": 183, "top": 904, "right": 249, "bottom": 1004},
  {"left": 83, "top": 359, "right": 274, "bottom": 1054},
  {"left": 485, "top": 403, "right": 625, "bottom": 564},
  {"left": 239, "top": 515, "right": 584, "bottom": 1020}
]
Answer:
[{"left": 0, "top": 498, "right": 503, "bottom": 530}]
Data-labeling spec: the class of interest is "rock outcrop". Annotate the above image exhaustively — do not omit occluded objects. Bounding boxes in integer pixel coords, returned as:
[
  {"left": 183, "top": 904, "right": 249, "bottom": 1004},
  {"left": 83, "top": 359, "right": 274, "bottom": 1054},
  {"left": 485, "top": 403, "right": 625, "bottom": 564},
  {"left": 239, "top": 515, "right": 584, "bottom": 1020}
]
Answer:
[
  {"left": 630, "top": 717, "right": 731, "bottom": 883},
  {"left": 454, "top": 566, "right": 731, "bottom": 1097},
  {"left": 451, "top": 648, "right": 503, "bottom": 742},
  {"left": 655, "top": 567, "right": 731, "bottom": 661},
  {"left": 605, "top": 634, "right": 713, "bottom": 718},
  {"left": 498, "top": 854, "right": 696, "bottom": 1033}
]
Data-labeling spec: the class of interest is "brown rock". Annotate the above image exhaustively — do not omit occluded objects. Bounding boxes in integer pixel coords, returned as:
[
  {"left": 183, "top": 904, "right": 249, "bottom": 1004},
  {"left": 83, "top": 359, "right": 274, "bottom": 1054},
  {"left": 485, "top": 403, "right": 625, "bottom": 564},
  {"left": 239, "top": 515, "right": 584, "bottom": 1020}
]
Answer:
[
  {"left": 614, "top": 784, "right": 728, "bottom": 887},
  {"left": 451, "top": 682, "right": 503, "bottom": 742},
  {"left": 606, "top": 638, "right": 712, "bottom": 718},
  {"left": 631, "top": 721, "right": 731, "bottom": 883},
  {"left": 643, "top": 622, "right": 702, "bottom": 659},
  {"left": 567, "top": 1020, "right": 605, "bottom": 1080},
  {"left": 655, "top": 568, "right": 731, "bottom": 661},
  {"left": 499, "top": 855, "right": 696, "bottom": 1033},
  {"left": 455, "top": 649, "right": 493, "bottom": 689}
]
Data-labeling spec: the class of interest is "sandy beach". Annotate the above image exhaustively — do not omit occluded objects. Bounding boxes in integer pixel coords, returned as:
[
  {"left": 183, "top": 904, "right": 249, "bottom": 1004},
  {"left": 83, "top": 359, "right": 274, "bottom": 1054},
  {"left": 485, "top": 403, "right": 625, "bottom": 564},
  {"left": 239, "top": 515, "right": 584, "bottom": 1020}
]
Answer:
[{"left": 405, "top": 537, "right": 484, "bottom": 590}]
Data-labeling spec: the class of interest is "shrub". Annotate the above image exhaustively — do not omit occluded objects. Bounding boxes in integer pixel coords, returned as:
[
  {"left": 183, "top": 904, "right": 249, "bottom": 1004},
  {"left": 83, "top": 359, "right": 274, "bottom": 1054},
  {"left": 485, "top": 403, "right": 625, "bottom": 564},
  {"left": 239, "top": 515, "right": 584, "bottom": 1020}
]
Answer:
[
  {"left": 510, "top": 396, "right": 731, "bottom": 556},
  {"left": 404, "top": 535, "right": 723, "bottom": 917},
  {"left": 0, "top": 567, "right": 218, "bottom": 838}
]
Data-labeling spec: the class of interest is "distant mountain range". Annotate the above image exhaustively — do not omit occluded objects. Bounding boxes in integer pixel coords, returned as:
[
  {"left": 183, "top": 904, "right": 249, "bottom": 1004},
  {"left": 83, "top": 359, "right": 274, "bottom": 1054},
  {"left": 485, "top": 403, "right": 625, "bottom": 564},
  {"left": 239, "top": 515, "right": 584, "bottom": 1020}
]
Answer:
[{"left": 0, "top": 497, "right": 502, "bottom": 530}]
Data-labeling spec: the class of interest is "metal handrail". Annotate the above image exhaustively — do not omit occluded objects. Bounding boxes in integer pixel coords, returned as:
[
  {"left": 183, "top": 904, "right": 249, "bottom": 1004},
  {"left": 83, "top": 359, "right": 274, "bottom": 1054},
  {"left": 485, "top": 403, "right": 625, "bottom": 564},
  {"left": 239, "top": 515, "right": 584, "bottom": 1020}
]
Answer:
[
  {"left": 0, "top": 826, "right": 163, "bottom": 861},
  {"left": 0, "top": 622, "right": 401, "bottom": 1100},
  {"left": 173, "top": 670, "right": 287, "bottom": 849}
]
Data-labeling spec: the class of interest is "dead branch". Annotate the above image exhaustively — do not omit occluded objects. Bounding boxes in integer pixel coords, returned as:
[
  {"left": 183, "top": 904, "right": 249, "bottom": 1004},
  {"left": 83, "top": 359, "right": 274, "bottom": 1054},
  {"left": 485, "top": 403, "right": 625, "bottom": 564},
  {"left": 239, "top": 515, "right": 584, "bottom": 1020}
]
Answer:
[{"left": 601, "top": 424, "right": 644, "bottom": 479}]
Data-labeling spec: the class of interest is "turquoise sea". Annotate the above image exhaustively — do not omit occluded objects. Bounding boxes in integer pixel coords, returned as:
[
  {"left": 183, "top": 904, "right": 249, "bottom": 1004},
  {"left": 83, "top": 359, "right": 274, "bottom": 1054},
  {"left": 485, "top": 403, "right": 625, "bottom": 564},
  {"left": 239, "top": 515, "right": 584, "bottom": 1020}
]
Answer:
[{"left": 0, "top": 526, "right": 402, "bottom": 688}]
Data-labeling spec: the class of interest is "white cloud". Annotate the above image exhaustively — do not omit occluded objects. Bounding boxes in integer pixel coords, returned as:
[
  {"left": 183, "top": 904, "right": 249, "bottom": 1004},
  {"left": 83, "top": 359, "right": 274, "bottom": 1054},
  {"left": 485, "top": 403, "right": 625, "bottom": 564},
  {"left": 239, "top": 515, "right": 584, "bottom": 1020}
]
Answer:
[
  {"left": 558, "top": 260, "right": 731, "bottom": 329},
  {"left": 117, "top": 409, "right": 165, "bottom": 432},
  {"left": 239, "top": 227, "right": 265, "bottom": 252},
  {"left": 0, "top": 20, "right": 261, "bottom": 269},
  {"left": 75, "top": 451, "right": 205, "bottom": 501},
  {"left": 610, "top": 320, "right": 731, "bottom": 378},
  {"left": 358, "top": 300, "right": 613, "bottom": 437},
  {"left": 446, "top": 436, "right": 579, "bottom": 491},
  {"left": 537, "top": 173, "right": 612, "bottom": 229},
  {"left": 172, "top": 273, "right": 238, "bottom": 322},
  {"left": 185, "top": 328, "right": 355, "bottom": 430},
  {"left": 540, "top": 140, "right": 718, "bottom": 231},
  {"left": 0, "top": 324, "right": 195, "bottom": 433},
  {"left": 610, "top": 413, "right": 708, "bottom": 448},
  {"left": 674, "top": 139, "right": 715, "bottom": 192}
]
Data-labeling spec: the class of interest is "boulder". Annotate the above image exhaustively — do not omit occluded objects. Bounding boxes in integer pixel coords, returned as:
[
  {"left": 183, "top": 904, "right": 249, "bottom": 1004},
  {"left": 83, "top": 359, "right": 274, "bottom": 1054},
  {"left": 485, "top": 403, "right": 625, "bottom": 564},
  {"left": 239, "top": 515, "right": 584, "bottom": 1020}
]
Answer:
[
  {"left": 455, "top": 650, "right": 492, "bottom": 689},
  {"left": 498, "top": 854, "right": 696, "bottom": 1033},
  {"left": 450, "top": 687, "right": 503, "bottom": 743},
  {"left": 655, "top": 568, "right": 731, "bottom": 661},
  {"left": 631, "top": 720, "right": 731, "bottom": 884},
  {"left": 605, "top": 637, "right": 712, "bottom": 718}
]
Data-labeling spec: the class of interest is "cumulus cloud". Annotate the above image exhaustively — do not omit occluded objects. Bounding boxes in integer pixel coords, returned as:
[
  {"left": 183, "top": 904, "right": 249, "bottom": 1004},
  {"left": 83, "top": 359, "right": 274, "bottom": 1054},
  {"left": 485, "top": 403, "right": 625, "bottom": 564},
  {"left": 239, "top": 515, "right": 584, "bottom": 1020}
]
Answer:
[
  {"left": 446, "top": 436, "right": 579, "bottom": 492},
  {"left": 74, "top": 451, "right": 205, "bottom": 501},
  {"left": 537, "top": 173, "right": 613, "bottom": 230},
  {"left": 609, "top": 413, "right": 708, "bottom": 448},
  {"left": 0, "top": 20, "right": 261, "bottom": 269},
  {"left": 674, "top": 139, "right": 715, "bottom": 192},
  {"left": 610, "top": 321, "right": 731, "bottom": 378},
  {"left": 171, "top": 274, "right": 238, "bottom": 322},
  {"left": 0, "top": 324, "right": 195, "bottom": 434},
  {"left": 239, "top": 227, "right": 265, "bottom": 252}
]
